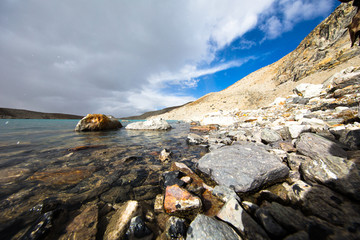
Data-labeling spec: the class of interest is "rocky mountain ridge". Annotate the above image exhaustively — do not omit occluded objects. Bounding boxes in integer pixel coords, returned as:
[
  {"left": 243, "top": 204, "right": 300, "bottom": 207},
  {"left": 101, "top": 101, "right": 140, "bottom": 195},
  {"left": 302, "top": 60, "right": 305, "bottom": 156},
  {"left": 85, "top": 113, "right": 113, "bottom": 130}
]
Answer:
[
  {"left": 151, "top": 3, "right": 360, "bottom": 122},
  {"left": 0, "top": 107, "right": 83, "bottom": 119}
]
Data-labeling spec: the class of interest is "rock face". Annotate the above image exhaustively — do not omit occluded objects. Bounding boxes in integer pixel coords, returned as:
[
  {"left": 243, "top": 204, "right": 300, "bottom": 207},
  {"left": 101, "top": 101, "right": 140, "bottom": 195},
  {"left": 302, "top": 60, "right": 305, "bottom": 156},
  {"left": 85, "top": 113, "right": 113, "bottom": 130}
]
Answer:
[
  {"left": 197, "top": 143, "right": 289, "bottom": 193},
  {"left": 75, "top": 114, "right": 122, "bottom": 131},
  {"left": 125, "top": 119, "right": 172, "bottom": 130},
  {"left": 186, "top": 214, "right": 241, "bottom": 240}
]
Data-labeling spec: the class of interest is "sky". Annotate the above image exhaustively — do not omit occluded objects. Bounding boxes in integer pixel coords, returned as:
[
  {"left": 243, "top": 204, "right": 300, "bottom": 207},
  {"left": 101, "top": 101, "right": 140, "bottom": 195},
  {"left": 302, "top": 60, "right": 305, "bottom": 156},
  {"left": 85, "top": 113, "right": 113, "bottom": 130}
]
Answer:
[{"left": 0, "top": 0, "right": 341, "bottom": 117}]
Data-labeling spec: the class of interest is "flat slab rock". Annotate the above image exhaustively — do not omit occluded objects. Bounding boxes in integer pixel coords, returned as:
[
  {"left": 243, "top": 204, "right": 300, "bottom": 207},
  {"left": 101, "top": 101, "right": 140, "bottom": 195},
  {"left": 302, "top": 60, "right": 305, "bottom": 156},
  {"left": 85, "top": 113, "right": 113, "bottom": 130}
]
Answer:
[{"left": 197, "top": 142, "right": 289, "bottom": 193}]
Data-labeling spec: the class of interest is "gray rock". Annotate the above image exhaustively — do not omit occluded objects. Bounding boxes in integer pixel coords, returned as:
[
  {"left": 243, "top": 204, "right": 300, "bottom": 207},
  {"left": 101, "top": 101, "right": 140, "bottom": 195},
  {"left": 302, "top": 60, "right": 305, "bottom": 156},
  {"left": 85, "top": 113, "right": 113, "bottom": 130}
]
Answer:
[
  {"left": 212, "top": 185, "right": 241, "bottom": 203},
  {"left": 217, "top": 197, "right": 269, "bottom": 240},
  {"left": 186, "top": 214, "right": 241, "bottom": 240},
  {"left": 197, "top": 143, "right": 289, "bottom": 193},
  {"left": 187, "top": 133, "right": 207, "bottom": 145},
  {"left": 125, "top": 119, "right": 171, "bottom": 130},
  {"left": 286, "top": 153, "right": 311, "bottom": 171},
  {"left": 261, "top": 128, "right": 282, "bottom": 144}
]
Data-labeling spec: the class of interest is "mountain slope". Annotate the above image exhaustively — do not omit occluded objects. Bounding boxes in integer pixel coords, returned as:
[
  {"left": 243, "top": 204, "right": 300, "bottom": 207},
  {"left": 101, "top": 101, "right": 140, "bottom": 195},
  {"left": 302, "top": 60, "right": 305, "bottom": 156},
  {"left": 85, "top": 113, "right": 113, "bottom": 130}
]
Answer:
[
  {"left": 0, "top": 108, "right": 83, "bottom": 119},
  {"left": 152, "top": 3, "right": 360, "bottom": 121}
]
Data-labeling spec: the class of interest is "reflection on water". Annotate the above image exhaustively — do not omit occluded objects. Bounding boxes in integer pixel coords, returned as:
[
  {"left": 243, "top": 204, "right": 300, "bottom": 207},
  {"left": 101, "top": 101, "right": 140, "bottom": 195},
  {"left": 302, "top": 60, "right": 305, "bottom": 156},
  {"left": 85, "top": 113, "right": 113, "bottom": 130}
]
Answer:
[{"left": 0, "top": 119, "right": 207, "bottom": 239}]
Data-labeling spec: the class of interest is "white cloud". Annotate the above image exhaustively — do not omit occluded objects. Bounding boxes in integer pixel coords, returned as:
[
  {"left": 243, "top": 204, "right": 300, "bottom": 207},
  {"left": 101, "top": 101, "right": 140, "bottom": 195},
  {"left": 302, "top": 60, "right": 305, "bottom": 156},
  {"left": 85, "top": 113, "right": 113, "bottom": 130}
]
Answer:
[
  {"left": 261, "top": 0, "right": 335, "bottom": 39},
  {"left": 0, "top": 0, "right": 334, "bottom": 117}
]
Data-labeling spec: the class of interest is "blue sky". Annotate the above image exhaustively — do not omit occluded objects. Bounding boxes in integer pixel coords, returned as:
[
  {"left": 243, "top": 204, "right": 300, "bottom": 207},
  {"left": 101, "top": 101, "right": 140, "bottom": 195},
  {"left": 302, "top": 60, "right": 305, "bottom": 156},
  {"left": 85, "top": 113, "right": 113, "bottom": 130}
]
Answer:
[{"left": 0, "top": 0, "right": 341, "bottom": 117}]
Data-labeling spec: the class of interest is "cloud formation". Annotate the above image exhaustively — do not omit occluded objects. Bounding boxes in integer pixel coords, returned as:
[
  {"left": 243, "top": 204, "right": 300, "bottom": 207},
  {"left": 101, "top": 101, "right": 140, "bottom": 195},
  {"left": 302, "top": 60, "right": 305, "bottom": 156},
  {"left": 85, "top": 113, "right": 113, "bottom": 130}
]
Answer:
[{"left": 0, "top": 0, "right": 336, "bottom": 116}]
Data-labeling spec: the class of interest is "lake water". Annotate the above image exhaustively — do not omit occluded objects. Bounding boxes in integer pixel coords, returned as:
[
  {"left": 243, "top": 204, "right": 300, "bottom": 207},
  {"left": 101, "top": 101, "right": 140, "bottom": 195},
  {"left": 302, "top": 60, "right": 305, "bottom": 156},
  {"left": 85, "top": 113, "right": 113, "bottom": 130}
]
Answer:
[{"left": 0, "top": 119, "right": 207, "bottom": 239}]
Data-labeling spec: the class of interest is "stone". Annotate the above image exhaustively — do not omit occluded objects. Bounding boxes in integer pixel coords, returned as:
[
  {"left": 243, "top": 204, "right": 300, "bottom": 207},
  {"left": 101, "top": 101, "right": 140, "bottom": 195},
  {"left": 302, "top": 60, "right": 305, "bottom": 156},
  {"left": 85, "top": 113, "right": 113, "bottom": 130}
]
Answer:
[
  {"left": 186, "top": 214, "right": 241, "bottom": 240},
  {"left": 285, "top": 180, "right": 312, "bottom": 205},
  {"left": 241, "top": 201, "right": 260, "bottom": 216},
  {"left": 201, "top": 189, "right": 225, "bottom": 217},
  {"left": 104, "top": 200, "right": 140, "bottom": 240},
  {"left": 255, "top": 208, "right": 288, "bottom": 238},
  {"left": 164, "top": 184, "right": 202, "bottom": 216},
  {"left": 261, "top": 128, "right": 282, "bottom": 144},
  {"left": 212, "top": 185, "right": 241, "bottom": 203},
  {"left": 286, "top": 124, "right": 311, "bottom": 139},
  {"left": 279, "top": 142, "right": 296, "bottom": 153},
  {"left": 293, "top": 83, "right": 323, "bottom": 98},
  {"left": 21, "top": 211, "right": 54, "bottom": 240},
  {"left": 125, "top": 216, "right": 152, "bottom": 240},
  {"left": 100, "top": 185, "right": 131, "bottom": 203},
  {"left": 197, "top": 143, "right": 289, "bottom": 193},
  {"left": 159, "top": 149, "right": 172, "bottom": 162},
  {"left": 59, "top": 203, "right": 98, "bottom": 240},
  {"left": 125, "top": 119, "right": 172, "bottom": 130},
  {"left": 133, "top": 185, "right": 161, "bottom": 201},
  {"left": 283, "top": 231, "right": 309, "bottom": 240},
  {"left": 0, "top": 168, "right": 31, "bottom": 184},
  {"left": 190, "top": 124, "right": 219, "bottom": 133},
  {"left": 162, "top": 171, "right": 185, "bottom": 188},
  {"left": 187, "top": 133, "right": 207, "bottom": 145},
  {"left": 297, "top": 133, "right": 360, "bottom": 199},
  {"left": 75, "top": 114, "right": 122, "bottom": 131},
  {"left": 217, "top": 197, "right": 269, "bottom": 240},
  {"left": 339, "top": 129, "right": 360, "bottom": 150},
  {"left": 27, "top": 166, "right": 96, "bottom": 186},
  {"left": 165, "top": 216, "right": 187, "bottom": 240},
  {"left": 286, "top": 153, "right": 311, "bottom": 171},
  {"left": 154, "top": 194, "right": 164, "bottom": 213}
]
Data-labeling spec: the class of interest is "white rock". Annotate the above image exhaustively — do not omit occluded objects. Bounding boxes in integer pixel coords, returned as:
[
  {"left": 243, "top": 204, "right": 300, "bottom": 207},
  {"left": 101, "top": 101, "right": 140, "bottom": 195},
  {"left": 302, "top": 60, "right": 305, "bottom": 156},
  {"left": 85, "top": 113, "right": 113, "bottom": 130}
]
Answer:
[
  {"left": 125, "top": 119, "right": 171, "bottom": 130},
  {"left": 294, "top": 83, "right": 323, "bottom": 98},
  {"left": 287, "top": 124, "right": 311, "bottom": 139}
]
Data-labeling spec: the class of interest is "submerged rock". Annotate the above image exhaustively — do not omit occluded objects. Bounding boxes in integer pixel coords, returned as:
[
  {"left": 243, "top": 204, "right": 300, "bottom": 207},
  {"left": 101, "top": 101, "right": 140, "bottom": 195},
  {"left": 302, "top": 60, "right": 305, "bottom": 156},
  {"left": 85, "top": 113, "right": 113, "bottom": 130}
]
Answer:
[
  {"left": 125, "top": 119, "right": 172, "bottom": 130},
  {"left": 197, "top": 142, "right": 289, "bottom": 193},
  {"left": 104, "top": 200, "right": 140, "bottom": 240},
  {"left": 186, "top": 214, "right": 241, "bottom": 240},
  {"left": 75, "top": 114, "right": 122, "bottom": 131}
]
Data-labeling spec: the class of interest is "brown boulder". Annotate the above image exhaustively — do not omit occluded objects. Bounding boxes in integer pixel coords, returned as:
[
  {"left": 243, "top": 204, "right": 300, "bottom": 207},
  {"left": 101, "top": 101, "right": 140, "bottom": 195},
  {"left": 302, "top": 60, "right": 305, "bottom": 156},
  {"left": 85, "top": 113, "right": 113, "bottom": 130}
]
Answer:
[{"left": 75, "top": 114, "right": 122, "bottom": 131}]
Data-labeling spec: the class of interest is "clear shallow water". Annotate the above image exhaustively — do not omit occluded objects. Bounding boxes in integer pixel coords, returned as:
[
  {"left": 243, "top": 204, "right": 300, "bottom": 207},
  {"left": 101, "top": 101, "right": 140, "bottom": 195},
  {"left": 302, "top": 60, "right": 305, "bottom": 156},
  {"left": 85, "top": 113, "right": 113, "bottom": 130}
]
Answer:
[{"left": 0, "top": 119, "right": 206, "bottom": 239}]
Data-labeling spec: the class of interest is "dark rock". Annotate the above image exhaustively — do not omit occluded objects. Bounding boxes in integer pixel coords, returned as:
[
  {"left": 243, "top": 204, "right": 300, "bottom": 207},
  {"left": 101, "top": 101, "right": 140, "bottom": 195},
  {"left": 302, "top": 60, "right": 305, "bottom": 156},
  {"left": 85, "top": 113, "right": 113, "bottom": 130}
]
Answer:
[
  {"left": 255, "top": 208, "right": 288, "bottom": 238},
  {"left": 217, "top": 197, "right": 270, "bottom": 240},
  {"left": 100, "top": 185, "right": 131, "bottom": 203},
  {"left": 283, "top": 231, "right": 309, "bottom": 240},
  {"left": 21, "top": 211, "right": 54, "bottom": 240},
  {"left": 75, "top": 114, "right": 122, "bottom": 131},
  {"left": 165, "top": 216, "right": 187, "bottom": 240},
  {"left": 126, "top": 216, "right": 152, "bottom": 240},
  {"left": 186, "top": 214, "right": 241, "bottom": 240},
  {"left": 133, "top": 185, "right": 161, "bottom": 201},
  {"left": 59, "top": 203, "right": 98, "bottom": 240},
  {"left": 162, "top": 171, "right": 185, "bottom": 188},
  {"left": 197, "top": 143, "right": 289, "bottom": 193}
]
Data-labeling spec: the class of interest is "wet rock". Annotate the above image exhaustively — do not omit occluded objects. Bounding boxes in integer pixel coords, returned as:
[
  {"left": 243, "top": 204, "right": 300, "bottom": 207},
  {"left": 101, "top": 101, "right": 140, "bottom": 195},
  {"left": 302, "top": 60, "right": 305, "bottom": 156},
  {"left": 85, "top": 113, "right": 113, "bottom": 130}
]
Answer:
[
  {"left": 187, "top": 133, "right": 207, "bottom": 145},
  {"left": 125, "top": 119, "right": 171, "bottom": 130},
  {"left": 190, "top": 124, "right": 219, "bottom": 133},
  {"left": 59, "top": 203, "right": 98, "bottom": 240},
  {"left": 0, "top": 167, "right": 31, "bottom": 184},
  {"left": 21, "top": 211, "right": 54, "bottom": 240},
  {"left": 67, "top": 145, "right": 106, "bottom": 152},
  {"left": 261, "top": 128, "right": 282, "bottom": 144},
  {"left": 104, "top": 200, "right": 140, "bottom": 240},
  {"left": 125, "top": 216, "right": 152, "bottom": 240},
  {"left": 159, "top": 149, "right": 172, "bottom": 162},
  {"left": 27, "top": 166, "right": 96, "bottom": 186},
  {"left": 197, "top": 142, "right": 289, "bottom": 193},
  {"left": 133, "top": 185, "right": 161, "bottom": 201},
  {"left": 165, "top": 216, "right": 187, "bottom": 240},
  {"left": 201, "top": 189, "right": 225, "bottom": 216},
  {"left": 164, "top": 184, "right": 202, "bottom": 216},
  {"left": 154, "top": 194, "right": 164, "bottom": 213},
  {"left": 186, "top": 214, "right": 241, "bottom": 240},
  {"left": 255, "top": 208, "right": 288, "bottom": 238},
  {"left": 100, "top": 185, "right": 131, "bottom": 203},
  {"left": 162, "top": 171, "right": 185, "bottom": 188},
  {"left": 217, "top": 197, "right": 269, "bottom": 240},
  {"left": 75, "top": 114, "right": 122, "bottom": 131}
]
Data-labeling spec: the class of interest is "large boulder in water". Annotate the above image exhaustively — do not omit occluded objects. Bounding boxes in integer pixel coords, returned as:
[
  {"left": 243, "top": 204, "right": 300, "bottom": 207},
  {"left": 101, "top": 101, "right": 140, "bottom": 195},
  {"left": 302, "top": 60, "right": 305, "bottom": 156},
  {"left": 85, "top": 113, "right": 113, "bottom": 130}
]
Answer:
[
  {"left": 197, "top": 142, "right": 289, "bottom": 193},
  {"left": 75, "top": 114, "right": 122, "bottom": 131},
  {"left": 125, "top": 119, "right": 171, "bottom": 130}
]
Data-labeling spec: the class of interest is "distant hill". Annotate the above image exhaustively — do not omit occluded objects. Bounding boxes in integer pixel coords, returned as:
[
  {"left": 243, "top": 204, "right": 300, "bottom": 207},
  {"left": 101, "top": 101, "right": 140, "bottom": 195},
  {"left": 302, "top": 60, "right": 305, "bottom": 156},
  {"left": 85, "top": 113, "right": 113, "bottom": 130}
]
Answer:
[
  {"left": 121, "top": 102, "right": 191, "bottom": 120},
  {"left": 0, "top": 108, "right": 83, "bottom": 119}
]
